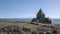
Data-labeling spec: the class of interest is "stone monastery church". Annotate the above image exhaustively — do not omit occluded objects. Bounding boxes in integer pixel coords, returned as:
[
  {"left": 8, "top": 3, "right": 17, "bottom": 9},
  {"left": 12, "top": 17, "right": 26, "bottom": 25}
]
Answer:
[{"left": 31, "top": 9, "right": 51, "bottom": 24}]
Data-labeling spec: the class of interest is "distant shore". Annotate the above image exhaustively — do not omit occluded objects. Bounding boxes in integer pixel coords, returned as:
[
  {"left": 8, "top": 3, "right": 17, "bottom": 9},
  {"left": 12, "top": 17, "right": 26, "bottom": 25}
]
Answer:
[{"left": 0, "top": 18, "right": 60, "bottom": 24}]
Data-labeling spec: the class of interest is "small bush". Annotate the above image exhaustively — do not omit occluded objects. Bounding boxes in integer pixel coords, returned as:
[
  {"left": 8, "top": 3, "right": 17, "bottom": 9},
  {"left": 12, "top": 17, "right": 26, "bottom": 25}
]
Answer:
[
  {"left": 46, "top": 32, "right": 51, "bottom": 34},
  {"left": 39, "top": 32, "right": 44, "bottom": 34},
  {"left": 22, "top": 27, "right": 31, "bottom": 32},
  {"left": 31, "top": 31, "right": 39, "bottom": 34}
]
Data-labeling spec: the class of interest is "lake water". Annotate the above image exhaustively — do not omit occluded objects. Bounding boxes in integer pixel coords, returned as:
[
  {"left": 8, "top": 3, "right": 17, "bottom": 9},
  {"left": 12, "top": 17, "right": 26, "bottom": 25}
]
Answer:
[
  {"left": 0, "top": 18, "right": 60, "bottom": 24},
  {"left": 52, "top": 19, "right": 60, "bottom": 24}
]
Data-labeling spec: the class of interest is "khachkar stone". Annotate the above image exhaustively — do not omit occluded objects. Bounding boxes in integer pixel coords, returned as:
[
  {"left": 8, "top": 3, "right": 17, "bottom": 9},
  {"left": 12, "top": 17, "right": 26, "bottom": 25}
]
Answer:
[{"left": 31, "top": 9, "right": 51, "bottom": 24}]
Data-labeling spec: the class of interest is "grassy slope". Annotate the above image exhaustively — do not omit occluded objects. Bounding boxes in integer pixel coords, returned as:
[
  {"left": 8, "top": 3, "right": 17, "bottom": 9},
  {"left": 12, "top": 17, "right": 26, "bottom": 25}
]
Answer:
[
  {"left": 0, "top": 21, "right": 37, "bottom": 28},
  {"left": 0, "top": 21, "right": 60, "bottom": 34}
]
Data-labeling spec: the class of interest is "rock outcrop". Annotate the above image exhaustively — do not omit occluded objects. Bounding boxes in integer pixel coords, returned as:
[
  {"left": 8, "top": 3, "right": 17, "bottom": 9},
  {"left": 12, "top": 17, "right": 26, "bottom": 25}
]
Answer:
[{"left": 31, "top": 9, "right": 51, "bottom": 24}]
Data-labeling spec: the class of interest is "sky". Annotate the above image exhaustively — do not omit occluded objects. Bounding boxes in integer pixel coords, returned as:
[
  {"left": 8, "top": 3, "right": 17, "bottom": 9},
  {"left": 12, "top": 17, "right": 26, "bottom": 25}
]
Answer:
[{"left": 0, "top": 0, "right": 60, "bottom": 18}]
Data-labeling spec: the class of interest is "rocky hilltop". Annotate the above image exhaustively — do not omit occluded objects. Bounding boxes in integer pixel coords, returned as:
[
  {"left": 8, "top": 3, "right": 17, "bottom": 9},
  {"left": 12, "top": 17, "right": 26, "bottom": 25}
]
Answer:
[{"left": 0, "top": 21, "right": 60, "bottom": 34}]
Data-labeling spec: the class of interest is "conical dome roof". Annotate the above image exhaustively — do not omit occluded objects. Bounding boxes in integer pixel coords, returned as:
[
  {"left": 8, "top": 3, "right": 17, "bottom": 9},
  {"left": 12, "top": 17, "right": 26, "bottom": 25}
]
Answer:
[
  {"left": 37, "top": 9, "right": 45, "bottom": 15},
  {"left": 37, "top": 9, "right": 45, "bottom": 18}
]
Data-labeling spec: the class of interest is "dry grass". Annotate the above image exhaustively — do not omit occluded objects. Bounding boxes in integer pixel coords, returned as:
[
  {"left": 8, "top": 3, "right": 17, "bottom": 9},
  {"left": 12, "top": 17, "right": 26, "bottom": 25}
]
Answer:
[
  {"left": 0, "top": 21, "right": 60, "bottom": 34},
  {"left": 0, "top": 21, "right": 37, "bottom": 29}
]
